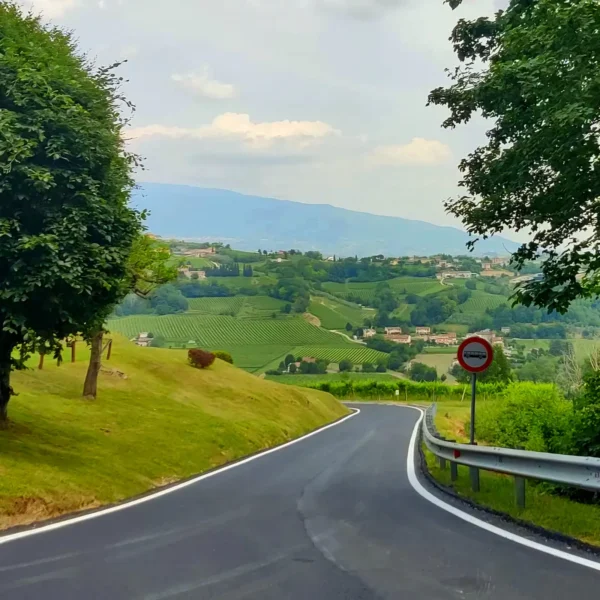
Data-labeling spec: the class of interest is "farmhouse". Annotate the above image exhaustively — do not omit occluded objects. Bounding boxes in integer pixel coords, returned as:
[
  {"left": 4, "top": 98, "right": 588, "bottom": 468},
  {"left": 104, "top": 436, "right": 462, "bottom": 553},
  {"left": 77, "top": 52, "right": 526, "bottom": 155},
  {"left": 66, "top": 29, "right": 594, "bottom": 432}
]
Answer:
[
  {"left": 183, "top": 247, "right": 216, "bottom": 258},
  {"left": 467, "top": 330, "right": 504, "bottom": 346},
  {"left": 479, "top": 269, "right": 513, "bottom": 278},
  {"left": 429, "top": 333, "right": 457, "bottom": 346},
  {"left": 136, "top": 333, "right": 151, "bottom": 347},
  {"left": 443, "top": 271, "right": 475, "bottom": 279},
  {"left": 415, "top": 327, "right": 431, "bottom": 336},
  {"left": 388, "top": 334, "right": 412, "bottom": 344},
  {"left": 384, "top": 327, "right": 403, "bottom": 336},
  {"left": 363, "top": 328, "right": 377, "bottom": 338},
  {"left": 501, "top": 327, "right": 511, "bottom": 334}
]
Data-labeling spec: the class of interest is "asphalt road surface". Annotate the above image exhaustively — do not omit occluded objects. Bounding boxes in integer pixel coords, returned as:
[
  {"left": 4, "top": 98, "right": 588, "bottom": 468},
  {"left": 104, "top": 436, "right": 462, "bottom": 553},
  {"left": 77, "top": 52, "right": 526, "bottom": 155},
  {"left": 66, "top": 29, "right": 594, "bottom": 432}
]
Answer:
[{"left": 1, "top": 404, "right": 599, "bottom": 599}]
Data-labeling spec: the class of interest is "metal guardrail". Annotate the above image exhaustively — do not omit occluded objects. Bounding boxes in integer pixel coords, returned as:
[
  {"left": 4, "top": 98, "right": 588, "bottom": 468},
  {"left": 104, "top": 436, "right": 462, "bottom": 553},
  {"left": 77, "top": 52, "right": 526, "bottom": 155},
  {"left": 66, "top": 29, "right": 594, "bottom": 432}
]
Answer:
[{"left": 422, "top": 404, "right": 600, "bottom": 507}]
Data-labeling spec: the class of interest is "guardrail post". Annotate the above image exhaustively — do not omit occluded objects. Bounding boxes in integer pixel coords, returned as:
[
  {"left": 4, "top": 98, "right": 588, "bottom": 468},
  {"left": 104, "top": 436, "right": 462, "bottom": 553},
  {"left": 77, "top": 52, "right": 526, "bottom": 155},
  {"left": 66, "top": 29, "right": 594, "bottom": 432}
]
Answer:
[
  {"left": 470, "top": 467, "right": 480, "bottom": 492},
  {"left": 515, "top": 476, "right": 526, "bottom": 509},
  {"left": 438, "top": 457, "right": 447, "bottom": 470},
  {"left": 450, "top": 461, "right": 458, "bottom": 482}
]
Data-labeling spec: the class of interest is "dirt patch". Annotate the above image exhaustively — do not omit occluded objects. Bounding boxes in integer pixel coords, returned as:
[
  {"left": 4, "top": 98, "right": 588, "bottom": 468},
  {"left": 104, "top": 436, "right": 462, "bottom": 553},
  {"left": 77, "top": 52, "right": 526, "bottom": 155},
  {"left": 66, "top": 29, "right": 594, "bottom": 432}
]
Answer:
[
  {"left": 101, "top": 367, "right": 128, "bottom": 379},
  {"left": 0, "top": 495, "right": 100, "bottom": 531},
  {"left": 303, "top": 312, "right": 321, "bottom": 327}
]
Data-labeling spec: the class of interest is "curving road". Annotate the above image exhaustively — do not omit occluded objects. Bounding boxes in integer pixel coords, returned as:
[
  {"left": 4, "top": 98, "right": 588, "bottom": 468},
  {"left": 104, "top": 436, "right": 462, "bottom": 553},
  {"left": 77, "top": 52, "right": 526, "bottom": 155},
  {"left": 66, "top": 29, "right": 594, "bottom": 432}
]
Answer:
[{"left": 1, "top": 405, "right": 599, "bottom": 599}]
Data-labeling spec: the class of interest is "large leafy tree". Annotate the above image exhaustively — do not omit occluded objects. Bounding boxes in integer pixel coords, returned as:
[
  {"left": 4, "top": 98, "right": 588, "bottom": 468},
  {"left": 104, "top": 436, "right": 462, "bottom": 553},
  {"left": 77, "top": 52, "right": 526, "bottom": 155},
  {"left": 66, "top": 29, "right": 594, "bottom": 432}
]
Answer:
[
  {"left": 0, "top": 3, "right": 143, "bottom": 420},
  {"left": 429, "top": 0, "right": 600, "bottom": 312}
]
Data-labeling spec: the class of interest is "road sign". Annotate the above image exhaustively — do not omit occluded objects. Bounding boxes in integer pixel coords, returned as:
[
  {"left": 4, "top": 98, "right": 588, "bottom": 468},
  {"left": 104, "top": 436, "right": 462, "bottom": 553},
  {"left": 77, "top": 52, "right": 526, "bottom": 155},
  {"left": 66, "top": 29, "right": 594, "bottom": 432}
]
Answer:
[
  {"left": 456, "top": 337, "right": 494, "bottom": 446},
  {"left": 457, "top": 337, "right": 494, "bottom": 373}
]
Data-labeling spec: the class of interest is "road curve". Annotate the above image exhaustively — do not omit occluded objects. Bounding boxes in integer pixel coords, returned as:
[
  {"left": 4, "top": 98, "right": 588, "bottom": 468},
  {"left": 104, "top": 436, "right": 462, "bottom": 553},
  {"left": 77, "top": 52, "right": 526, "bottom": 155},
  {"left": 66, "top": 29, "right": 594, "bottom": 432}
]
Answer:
[{"left": 0, "top": 405, "right": 599, "bottom": 599}]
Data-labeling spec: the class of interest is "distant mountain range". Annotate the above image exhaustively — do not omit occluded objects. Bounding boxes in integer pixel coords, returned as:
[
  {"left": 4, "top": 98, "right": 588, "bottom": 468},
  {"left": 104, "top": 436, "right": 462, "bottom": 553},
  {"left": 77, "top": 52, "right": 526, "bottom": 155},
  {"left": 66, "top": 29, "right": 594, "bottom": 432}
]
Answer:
[{"left": 133, "top": 183, "right": 519, "bottom": 257}]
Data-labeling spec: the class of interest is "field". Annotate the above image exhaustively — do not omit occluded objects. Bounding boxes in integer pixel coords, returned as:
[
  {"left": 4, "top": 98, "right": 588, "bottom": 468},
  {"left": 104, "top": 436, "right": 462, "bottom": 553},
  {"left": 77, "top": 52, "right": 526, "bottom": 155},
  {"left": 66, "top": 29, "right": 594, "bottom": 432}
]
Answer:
[
  {"left": 289, "top": 345, "right": 388, "bottom": 364},
  {"left": 187, "top": 296, "right": 286, "bottom": 318},
  {"left": 0, "top": 336, "right": 346, "bottom": 530},
  {"left": 514, "top": 338, "right": 600, "bottom": 361},
  {"left": 308, "top": 296, "right": 369, "bottom": 329},
  {"left": 414, "top": 353, "right": 457, "bottom": 383},
  {"left": 204, "top": 275, "right": 277, "bottom": 290},
  {"left": 457, "top": 290, "right": 508, "bottom": 313},
  {"left": 266, "top": 373, "right": 400, "bottom": 385},
  {"left": 322, "top": 277, "right": 444, "bottom": 303},
  {"left": 392, "top": 304, "right": 415, "bottom": 320},
  {"left": 185, "top": 257, "right": 215, "bottom": 268}
]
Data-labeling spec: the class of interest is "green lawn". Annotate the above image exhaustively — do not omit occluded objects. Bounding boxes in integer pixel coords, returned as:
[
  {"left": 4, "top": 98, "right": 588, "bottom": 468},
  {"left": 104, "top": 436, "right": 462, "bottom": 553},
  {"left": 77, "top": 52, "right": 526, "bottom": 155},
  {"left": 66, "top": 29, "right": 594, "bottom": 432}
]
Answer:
[
  {"left": 0, "top": 337, "right": 346, "bottom": 531},
  {"left": 427, "top": 401, "right": 600, "bottom": 546}
]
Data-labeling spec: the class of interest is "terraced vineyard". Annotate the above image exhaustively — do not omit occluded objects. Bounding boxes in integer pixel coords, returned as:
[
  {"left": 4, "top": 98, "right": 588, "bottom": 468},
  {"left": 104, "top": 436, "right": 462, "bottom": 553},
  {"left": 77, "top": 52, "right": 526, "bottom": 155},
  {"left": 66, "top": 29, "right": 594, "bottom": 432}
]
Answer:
[
  {"left": 322, "top": 277, "right": 444, "bottom": 303},
  {"left": 458, "top": 291, "right": 508, "bottom": 313},
  {"left": 108, "top": 314, "right": 339, "bottom": 347},
  {"left": 187, "top": 297, "right": 246, "bottom": 315}
]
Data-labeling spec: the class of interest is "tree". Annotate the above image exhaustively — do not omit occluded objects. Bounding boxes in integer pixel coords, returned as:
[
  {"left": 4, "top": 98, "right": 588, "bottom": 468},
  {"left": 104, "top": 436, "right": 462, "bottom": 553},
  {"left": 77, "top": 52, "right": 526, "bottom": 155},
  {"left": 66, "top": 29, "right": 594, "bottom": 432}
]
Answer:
[
  {"left": 339, "top": 358, "right": 353, "bottom": 372},
  {"left": 362, "top": 363, "right": 375, "bottom": 373},
  {"left": 0, "top": 4, "right": 144, "bottom": 420},
  {"left": 284, "top": 354, "right": 296, "bottom": 367},
  {"left": 83, "top": 235, "right": 176, "bottom": 399},
  {"left": 429, "top": 0, "right": 600, "bottom": 312},
  {"left": 465, "top": 280, "right": 477, "bottom": 291},
  {"left": 289, "top": 362, "right": 298, "bottom": 374},
  {"left": 410, "top": 363, "right": 438, "bottom": 382},
  {"left": 345, "top": 322, "right": 353, "bottom": 332},
  {"left": 150, "top": 335, "right": 167, "bottom": 348},
  {"left": 281, "top": 303, "right": 292, "bottom": 314},
  {"left": 549, "top": 339, "right": 569, "bottom": 357}
]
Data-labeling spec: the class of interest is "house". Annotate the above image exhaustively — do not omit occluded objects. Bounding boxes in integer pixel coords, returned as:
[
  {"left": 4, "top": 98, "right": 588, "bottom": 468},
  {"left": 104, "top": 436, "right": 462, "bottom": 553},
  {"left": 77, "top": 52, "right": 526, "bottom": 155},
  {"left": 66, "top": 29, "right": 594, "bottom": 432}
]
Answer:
[
  {"left": 442, "top": 271, "right": 474, "bottom": 279},
  {"left": 429, "top": 333, "right": 457, "bottom": 346},
  {"left": 302, "top": 357, "right": 317, "bottom": 363},
  {"left": 480, "top": 269, "right": 514, "bottom": 278},
  {"left": 390, "top": 259, "right": 400, "bottom": 266},
  {"left": 136, "top": 332, "right": 151, "bottom": 347},
  {"left": 492, "top": 257, "right": 509, "bottom": 266},
  {"left": 384, "top": 327, "right": 403, "bottom": 336},
  {"left": 278, "top": 250, "right": 286, "bottom": 255},
  {"left": 184, "top": 247, "right": 216, "bottom": 258},
  {"left": 483, "top": 263, "right": 492, "bottom": 271},
  {"left": 467, "top": 330, "right": 504, "bottom": 346},
  {"left": 388, "top": 334, "right": 412, "bottom": 344},
  {"left": 363, "top": 328, "right": 377, "bottom": 339},
  {"left": 197, "top": 271, "right": 207, "bottom": 280},
  {"left": 436, "top": 260, "right": 452, "bottom": 269},
  {"left": 326, "top": 256, "right": 336, "bottom": 262},
  {"left": 415, "top": 327, "right": 431, "bottom": 336},
  {"left": 501, "top": 327, "right": 511, "bottom": 334}
]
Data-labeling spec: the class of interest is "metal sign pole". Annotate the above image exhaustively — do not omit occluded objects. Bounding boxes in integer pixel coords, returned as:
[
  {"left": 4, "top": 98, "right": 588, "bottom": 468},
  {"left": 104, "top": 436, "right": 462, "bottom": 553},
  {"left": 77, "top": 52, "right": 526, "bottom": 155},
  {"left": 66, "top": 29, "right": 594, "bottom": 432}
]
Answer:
[{"left": 470, "top": 372, "right": 477, "bottom": 445}]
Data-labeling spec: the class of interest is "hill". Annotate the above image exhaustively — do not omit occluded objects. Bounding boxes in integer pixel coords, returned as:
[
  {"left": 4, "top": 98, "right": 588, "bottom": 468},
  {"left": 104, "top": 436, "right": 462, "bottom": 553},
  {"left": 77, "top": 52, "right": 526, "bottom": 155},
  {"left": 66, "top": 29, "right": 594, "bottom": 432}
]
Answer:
[
  {"left": 133, "top": 183, "right": 519, "bottom": 257},
  {"left": 0, "top": 337, "right": 347, "bottom": 530}
]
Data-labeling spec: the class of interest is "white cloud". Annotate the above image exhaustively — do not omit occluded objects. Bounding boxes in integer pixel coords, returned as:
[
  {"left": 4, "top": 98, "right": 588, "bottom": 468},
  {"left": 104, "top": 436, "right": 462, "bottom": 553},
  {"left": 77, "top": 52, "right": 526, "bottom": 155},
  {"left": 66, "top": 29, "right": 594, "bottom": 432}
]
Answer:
[
  {"left": 369, "top": 138, "right": 452, "bottom": 166},
  {"left": 317, "top": 0, "right": 407, "bottom": 19},
  {"left": 128, "top": 113, "right": 340, "bottom": 148},
  {"left": 171, "top": 69, "right": 236, "bottom": 101},
  {"left": 20, "top": 0, "right": 78, "bottom": 17}
]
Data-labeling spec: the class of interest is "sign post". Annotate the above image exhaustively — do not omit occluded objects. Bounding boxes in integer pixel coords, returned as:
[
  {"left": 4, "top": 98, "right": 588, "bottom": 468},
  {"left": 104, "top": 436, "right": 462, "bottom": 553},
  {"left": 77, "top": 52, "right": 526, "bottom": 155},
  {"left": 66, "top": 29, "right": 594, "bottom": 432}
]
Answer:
[{"left": 457, "top": 337, "right": 494, "bottom": 445}]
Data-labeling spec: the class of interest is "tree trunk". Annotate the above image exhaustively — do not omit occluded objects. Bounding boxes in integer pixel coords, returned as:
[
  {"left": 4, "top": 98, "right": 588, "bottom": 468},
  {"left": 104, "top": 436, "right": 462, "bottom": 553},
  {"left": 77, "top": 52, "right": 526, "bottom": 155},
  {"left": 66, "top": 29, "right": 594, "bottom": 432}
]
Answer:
[
  {"left": 82, "top": 331, "right": 103, "bottom": 400},
  {"left": 0, "top": 335, "right": 13, "bottom": 425}
]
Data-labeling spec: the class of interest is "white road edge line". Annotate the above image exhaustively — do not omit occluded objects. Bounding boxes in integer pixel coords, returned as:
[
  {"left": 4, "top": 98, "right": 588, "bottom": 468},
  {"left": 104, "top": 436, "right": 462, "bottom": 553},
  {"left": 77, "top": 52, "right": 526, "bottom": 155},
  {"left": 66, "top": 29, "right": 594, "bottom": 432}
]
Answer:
[
  {"left": 0, "top": 409, "right": 360, "bottom": 546},
  {"left": 405, "top": 406, "right": 600, "bottom": 572}
]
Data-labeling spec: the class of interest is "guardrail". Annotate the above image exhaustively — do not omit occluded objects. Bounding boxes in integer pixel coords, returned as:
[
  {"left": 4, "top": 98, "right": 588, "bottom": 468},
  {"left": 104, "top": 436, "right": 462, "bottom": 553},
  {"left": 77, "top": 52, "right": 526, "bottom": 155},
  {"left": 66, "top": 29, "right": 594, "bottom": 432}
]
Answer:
[{"left": 422, "top": 404, "right": 600, "bottom": 508}]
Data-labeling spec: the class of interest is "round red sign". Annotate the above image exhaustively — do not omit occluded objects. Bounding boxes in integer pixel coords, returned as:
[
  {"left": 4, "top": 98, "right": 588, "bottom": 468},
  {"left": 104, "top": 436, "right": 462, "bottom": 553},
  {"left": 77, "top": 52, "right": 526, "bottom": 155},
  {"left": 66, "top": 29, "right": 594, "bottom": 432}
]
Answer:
[{"left": 457, "top": 337, "right": 494, "bottom": 373}]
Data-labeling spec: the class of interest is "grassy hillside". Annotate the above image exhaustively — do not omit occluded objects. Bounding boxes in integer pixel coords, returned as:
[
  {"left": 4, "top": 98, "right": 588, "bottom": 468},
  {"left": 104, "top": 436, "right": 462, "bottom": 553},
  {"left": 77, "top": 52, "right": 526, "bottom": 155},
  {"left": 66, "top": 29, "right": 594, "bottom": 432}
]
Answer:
[
  {"left": 0, "top": 337, "right": 347, "bottom": 530},
  {"left": 187, "top": 296, "right": 287, "bottom": 318},
  {"left": 308, "top": 296, "right": 370, "bottom": 329}
]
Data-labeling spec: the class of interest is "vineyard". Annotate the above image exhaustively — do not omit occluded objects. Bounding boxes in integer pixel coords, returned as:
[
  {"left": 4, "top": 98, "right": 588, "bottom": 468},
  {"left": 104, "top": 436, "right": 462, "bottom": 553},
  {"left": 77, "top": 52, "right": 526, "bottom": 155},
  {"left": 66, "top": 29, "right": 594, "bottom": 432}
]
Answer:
[
  {"left": 322, "top": 277, "right": 444, "bottom": 303},
  {"left": 288, "top": 345, "right": 388, "bottom": 365},
  {"left": 266, "top": 373, "right": 400, "bottom": 385},
  {"left": 187, "top": 296, "right": 286, "bottom": 318},
  {"left": 108, "top": 314, "right": 343, "bottom": 347},
  {"left": 308, "top": 296, "right": 369, "bottom": 329},
  {"left": 458, "top": 291, "right": 508, "bottom": 313}
]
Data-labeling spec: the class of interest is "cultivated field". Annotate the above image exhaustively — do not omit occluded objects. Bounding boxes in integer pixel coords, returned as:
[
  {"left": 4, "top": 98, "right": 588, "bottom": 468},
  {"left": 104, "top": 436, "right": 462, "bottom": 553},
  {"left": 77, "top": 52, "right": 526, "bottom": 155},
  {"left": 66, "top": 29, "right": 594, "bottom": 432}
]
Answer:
[
  {"left": 322, "top": 277, "right": 444, "bottom": 303},
  {"left": 266, "top": 373, "right": 400, "bottom": 384},
  {"left": 414, "top": 353, "right": 457, "bottom": 383},
  {"left": 308, "top": 296, "right": 369, "bottom": 329},
  {"left": 289, "top": 345, "right": 388, "bottom": 364},
  {"left": 457, "top": 290, "right": 508, "bottom": 313},
  {"left": 187, "top": 296, "right": 286, "bottom": 318}
]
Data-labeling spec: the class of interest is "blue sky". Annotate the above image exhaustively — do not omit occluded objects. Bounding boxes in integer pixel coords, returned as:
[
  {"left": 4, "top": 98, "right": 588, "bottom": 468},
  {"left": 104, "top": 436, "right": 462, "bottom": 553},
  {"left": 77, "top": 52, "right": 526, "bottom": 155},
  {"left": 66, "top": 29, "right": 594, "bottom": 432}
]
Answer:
[{"left": 21, "top": 0, "right": 516, "bottom": 235}]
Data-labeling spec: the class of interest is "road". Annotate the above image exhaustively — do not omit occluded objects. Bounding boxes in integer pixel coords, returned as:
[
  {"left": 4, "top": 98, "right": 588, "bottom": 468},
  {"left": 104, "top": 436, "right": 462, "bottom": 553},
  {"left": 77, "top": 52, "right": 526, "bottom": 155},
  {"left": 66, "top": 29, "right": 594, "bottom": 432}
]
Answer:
[{"left": 1, "top": 405, "right": 599, "bottom": 599}]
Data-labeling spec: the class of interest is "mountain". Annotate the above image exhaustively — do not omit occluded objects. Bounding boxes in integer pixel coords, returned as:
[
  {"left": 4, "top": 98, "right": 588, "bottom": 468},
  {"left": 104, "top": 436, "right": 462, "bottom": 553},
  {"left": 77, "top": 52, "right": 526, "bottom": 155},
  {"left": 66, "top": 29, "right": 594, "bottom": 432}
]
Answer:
[{"left": 133, "top": 183, "right": 519, "bottom": 257}]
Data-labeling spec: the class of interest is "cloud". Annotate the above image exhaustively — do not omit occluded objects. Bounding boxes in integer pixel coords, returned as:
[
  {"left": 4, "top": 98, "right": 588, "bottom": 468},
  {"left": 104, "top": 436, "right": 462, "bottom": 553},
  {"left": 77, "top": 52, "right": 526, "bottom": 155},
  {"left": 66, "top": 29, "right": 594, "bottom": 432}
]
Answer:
[
  {"left": 369, "top": 138, "right": 452, "bottom": 166},
  {"left": 171, "top": 69, "right": 236, "bottom": 100},
  {"left": 317, "top": 0, "right": 408, "bottom": 19},
  {"left": 20, "top": 0, "right": 78, "bottom": 17},
  {"left": 128, "top": 113, "right": 340, "bottom": 148}
]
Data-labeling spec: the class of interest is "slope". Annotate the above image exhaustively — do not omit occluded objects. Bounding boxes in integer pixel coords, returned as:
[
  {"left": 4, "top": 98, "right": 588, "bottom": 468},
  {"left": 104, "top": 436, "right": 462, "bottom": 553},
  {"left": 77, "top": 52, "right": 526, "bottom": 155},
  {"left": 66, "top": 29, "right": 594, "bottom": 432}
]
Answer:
[
  {"left": 133, "top": 183, "right": 519, "bottom": 257},
  {"left": 0, "top": 337, "right": 347, "bottom": 530}
]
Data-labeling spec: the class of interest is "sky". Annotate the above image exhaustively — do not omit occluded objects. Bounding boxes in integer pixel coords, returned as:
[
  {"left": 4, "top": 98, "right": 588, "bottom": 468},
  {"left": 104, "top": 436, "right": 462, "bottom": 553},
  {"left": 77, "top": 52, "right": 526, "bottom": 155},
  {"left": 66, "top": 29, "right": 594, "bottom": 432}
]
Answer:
[{"left": 20, "top": 0, "right": 513, "bottom": 233}]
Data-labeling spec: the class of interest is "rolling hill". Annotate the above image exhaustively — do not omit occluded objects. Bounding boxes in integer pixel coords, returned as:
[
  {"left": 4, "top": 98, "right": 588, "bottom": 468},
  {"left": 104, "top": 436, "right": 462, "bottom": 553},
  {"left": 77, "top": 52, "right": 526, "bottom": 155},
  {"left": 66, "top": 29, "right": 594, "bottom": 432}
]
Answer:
[{"left": 133, "top": 183, "right": 519, "bottom": 257}]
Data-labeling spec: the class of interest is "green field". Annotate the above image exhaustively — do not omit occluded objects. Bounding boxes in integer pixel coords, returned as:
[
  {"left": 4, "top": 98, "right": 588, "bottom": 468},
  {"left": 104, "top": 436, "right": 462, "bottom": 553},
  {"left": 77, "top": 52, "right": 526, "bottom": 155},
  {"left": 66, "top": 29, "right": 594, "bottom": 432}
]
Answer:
[
  {"left": 185, "top": 257, "right": 215, "bottom": 268},
  {"left": 514, "top": 338, "right": 600, "bottom": 361},
  {"left": 322, "top": 277, "right": 444, "bottom": 303},
  {"left": 392, "top": 304, "right": 415, "bottom": 320},
  {"left": 414, "top": 353, "right": 457, "bottom": 383},
  {"left": 308, "top": 296, "right": 368, "bottom": 329},
  {"left": 266, "top": 373, "right": 400, "bottom": 385},
  {"left": 457, "top": 291, "right": 508, "bottom": 313},
  {"left": 187, "top": 296, "right": 286, "bottom": 318},
  {"left": 205, "top": 275, "right": 277, "bottom": 290}
]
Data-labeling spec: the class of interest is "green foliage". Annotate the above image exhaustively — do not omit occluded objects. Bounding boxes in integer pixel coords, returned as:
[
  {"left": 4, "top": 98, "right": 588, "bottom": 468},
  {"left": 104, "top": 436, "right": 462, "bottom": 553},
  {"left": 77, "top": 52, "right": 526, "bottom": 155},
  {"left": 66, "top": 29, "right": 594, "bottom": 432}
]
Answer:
[
  {"left": 477, "top": 383, "right": 571, "bottom": 453},
  {"left": 410, "top": 362, "right": 438, "bottom": 382},
  {"left": 213, "top": 351, "right": 234, "bottom": 364},
  {"left": 288, "top": 362, "right": 297, "bottom": 374},
  {"left": 430, "top": 0, "right": 600, "bottom": 311},
  {"left": 339, "top": 358, "right": 353, "bottom": 372},
  {"left": 149, "top": 335, "right": 166, "bottom": 348},
  {"left": 516, "top": 355, "right": 558, "bottom": 384},
  {"left": 0, "top": 4, "right": 143, "bottom": 415},
  {"left": 465, "top": 280, "right": 477, "bottom": 291},
  {"left": 362, "top": 363, "right": 375, "bottom": 373}
]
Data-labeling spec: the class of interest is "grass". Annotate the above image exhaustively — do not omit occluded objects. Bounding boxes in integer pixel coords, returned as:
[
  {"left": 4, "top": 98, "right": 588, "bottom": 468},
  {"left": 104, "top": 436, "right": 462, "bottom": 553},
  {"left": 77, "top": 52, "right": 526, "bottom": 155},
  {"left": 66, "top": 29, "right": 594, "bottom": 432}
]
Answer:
[
  {"left": 322, "top": 277, "right": 444, "bottom": 302},
  {"left": 422, "top": 346, "right": 458, "bottom": 354},
  {"left": 187, "top": 296, "right": 287, "bottom": 319},
  {"left": 427, "top": 401, "right": 600, "bottom": 546},
  {"left": 308, "top": 296, "right": 367, "bottom": 329},
  {"left": 0, "top": 336, "right": 347, "bottom": 531},
  {"left": 205, "top": 275, "right": 277, "bottom": 290},
  {"left": 414, "top": 353, "right": 457, "bottom": 383},
  {"left": 185, "top": 257, "right": 214, "bottom": 269}
]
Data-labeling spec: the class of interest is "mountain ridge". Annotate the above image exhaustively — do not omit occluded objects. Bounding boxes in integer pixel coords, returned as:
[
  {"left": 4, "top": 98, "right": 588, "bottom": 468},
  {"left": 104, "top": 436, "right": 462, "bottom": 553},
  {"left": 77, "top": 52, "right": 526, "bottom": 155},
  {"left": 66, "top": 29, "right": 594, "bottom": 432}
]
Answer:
[{"left": 133, "top": 183, "right": 519, "bottom": 256}]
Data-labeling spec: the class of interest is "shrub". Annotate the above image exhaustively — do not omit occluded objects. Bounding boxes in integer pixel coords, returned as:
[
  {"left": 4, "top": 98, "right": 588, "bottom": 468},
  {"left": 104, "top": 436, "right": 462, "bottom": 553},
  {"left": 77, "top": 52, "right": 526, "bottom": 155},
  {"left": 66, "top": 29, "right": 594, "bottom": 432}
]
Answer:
[
  {"left": 213, "top": 351, "right": 233, "bottom": 364},
  {"left": 477, "top": 383, "right": 571, "bottom": 452},
  {"left": 266, "top": 369, "right": 282, "bottom": 376},
  {"left": 339, "top": 358, "right": 353, "bottom": 372},
  {"left": 188, "top": 349, "right": 216, "bottom": 369}
]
